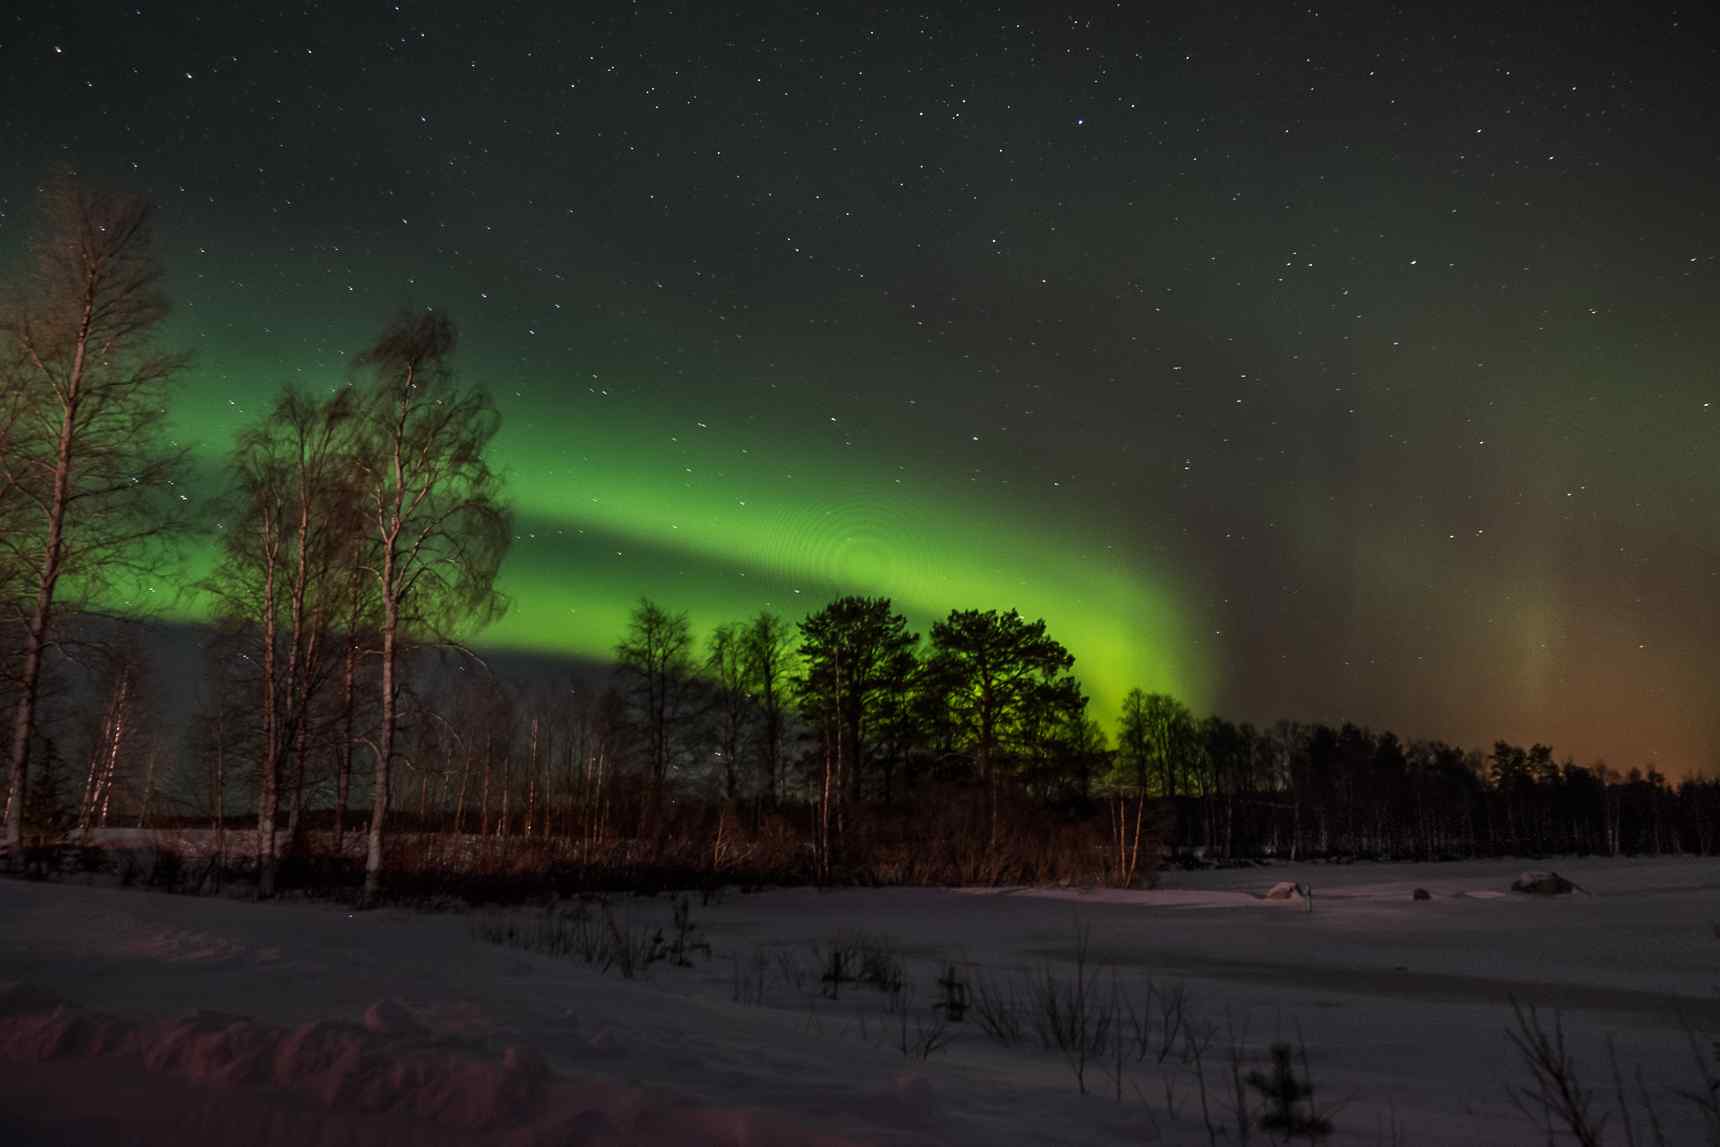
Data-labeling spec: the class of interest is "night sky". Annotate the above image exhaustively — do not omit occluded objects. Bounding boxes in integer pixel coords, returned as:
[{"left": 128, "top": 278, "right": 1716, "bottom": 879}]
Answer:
[{"left": 3, "top": 4, "right": 1716, "bottom": 772}]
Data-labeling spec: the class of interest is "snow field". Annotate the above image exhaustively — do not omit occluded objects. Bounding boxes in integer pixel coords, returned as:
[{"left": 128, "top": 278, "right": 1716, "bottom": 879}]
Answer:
[{"left": 1, "top": 853, "right": 1716, "bottom": 1144}]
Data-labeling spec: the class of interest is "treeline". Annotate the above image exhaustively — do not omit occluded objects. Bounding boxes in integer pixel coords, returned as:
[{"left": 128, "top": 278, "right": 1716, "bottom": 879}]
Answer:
[
  {"left": 36, "top": 589, "right": 1716, "bottom": 893},
  {"left": 1104, "top": 712, "right": 1715, "bottom": 861},
  {"left": 4, "top": 177, "right": 1717, "bottom": 903},
  {"left": 348, "top": 604, "right": 1717, "bottom": 874}
]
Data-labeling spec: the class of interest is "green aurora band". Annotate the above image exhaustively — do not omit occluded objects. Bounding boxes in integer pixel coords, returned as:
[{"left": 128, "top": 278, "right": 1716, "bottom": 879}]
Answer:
[{"left": 155, "top": 309, "right": 1207, "bottom": 725}]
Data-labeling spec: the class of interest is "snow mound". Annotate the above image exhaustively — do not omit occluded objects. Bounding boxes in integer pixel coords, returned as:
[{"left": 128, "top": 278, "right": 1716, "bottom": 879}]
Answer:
[
  {"left": 363, "top": 998, "right": 429, "bottom": 1039},
  {"left": 0, "top": 982, "right": 863, "bottom": 1146}
]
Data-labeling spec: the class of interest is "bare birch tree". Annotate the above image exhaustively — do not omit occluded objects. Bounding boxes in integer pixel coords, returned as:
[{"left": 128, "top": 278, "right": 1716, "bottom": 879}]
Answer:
[
  {"left": 332, "top": 559, "right": 377, "bottom": 853},
  {"left": 351, "top": 309, "right": 509, "bottom": 902},
  {"left": 0, "top": 177, "right": 188, "bottom": 858},
  {"left": 78, "top": 662, "right": 133, "bottom": 834},
  {"left": 186, "top": 634, "right": 253, "bottom": 869},
  {"left": 205, "top": 385, "right": 360, "bottom": 894}
]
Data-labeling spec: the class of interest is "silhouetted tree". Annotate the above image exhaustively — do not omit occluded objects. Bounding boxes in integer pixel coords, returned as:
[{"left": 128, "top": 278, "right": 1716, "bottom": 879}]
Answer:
[
  {"left": 184, "top": 634, "right": 254, "bottom": 865},
  {"left": 615, "top": 597, "right": 694, "bottom": 830},
  {"left": 870, "top": 638, "right": 923, "bottom": 807},
  {"left": 796, "top": 596, "right": 917, "bottom": 870},
  {"left": 1017, "top": 684, "right": 1101, "bottom": 806},
  {"left": 1, "top": 177, "right": 188, "bottom": 857},
  {"left": 1115, "top": 690, "right": 1197, "bottom": 846},
  {"left": 206, "top": 385, "right": 360, "bottom": 894},
  {"left": 742, "top": 610, "right": 794, "bottom": 807},
  {"left": 927, "top": 608, "right": 1077, "bottom": 807},
  {"left": 350, "top": 309, "right": 510, "bottom": 902},
  {"left": 705, "top": 622, "right": 750, "bottom": 804},
  {"left": 1198, "top": 715, "right": 1252, "bottom": 857},
  {"left": 331, "top": 559, "right": 378, "bottom": 853},
  {"left": 924, "top": 609, "right": 1089, "bottom": 862}
]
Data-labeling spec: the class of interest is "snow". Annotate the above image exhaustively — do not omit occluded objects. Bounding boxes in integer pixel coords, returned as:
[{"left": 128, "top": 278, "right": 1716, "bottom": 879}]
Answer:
[{"left": 2, "top": 853, "right": 1718, "bottom": 1144}]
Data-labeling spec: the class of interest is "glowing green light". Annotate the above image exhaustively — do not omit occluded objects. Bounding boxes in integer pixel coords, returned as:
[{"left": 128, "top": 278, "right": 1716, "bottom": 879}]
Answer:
[{"left": 157, "top": 308, "right": 1207, "bottom": 723}]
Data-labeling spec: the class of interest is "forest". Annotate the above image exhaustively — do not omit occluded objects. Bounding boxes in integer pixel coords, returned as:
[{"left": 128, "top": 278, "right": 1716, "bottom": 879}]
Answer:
[{"left": 4, "top": 178, "right": 1717, "bottom": 902}]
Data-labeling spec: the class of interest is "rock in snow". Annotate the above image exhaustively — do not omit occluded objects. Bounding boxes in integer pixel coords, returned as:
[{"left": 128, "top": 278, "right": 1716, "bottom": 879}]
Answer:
[
  {"left": 1510, "top": 871, "right": 1578, "bottom": 895},
  {"left": 1264, "top": 881, "right": 1303, "bottom": 900},
  {"left": 1412, "top": 888, "right": 1433, "bottom": 901}
]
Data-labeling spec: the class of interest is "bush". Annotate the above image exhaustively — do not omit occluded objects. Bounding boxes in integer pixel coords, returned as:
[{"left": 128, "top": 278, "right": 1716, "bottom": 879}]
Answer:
[{"left": 1247, "top": 1042, "right": 1333, "bottom": 1140}]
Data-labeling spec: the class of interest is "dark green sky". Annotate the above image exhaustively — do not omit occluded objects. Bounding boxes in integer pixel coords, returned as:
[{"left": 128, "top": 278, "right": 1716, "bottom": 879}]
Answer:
[{"left": 2, "top": 2, "right": 1716, "bottom": 769}]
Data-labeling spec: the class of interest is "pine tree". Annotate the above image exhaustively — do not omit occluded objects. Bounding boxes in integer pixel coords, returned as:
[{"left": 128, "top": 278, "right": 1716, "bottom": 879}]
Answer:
[{"left": 1247, "top": 1042, "right": 1333, "bottom": 1140}]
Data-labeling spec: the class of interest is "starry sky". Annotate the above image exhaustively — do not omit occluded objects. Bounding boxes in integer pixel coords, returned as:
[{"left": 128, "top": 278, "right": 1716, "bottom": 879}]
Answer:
[{"left": 2, "top": 3, "right": 1716, "bottom": 772}]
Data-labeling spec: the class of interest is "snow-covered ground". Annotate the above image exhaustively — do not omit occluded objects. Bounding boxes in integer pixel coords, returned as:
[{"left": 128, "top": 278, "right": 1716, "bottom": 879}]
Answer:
[{"left": 2, "top": 853, "right": 1717, "bottom": 1144}]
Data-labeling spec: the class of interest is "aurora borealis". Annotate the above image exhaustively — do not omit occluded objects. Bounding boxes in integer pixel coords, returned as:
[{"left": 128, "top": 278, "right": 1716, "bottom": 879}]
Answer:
[{"left": 2, "top": 4, "right": 1715, "bottom": 771}]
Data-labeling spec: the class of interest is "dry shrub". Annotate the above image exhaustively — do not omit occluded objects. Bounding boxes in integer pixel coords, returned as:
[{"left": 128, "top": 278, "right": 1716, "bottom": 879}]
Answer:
[
  {"left": 828, "top": 785, "right": 1158, "bottom": 888},
  {"left": 189, "top": 779, "right": 1160, "bottom": 906}
]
